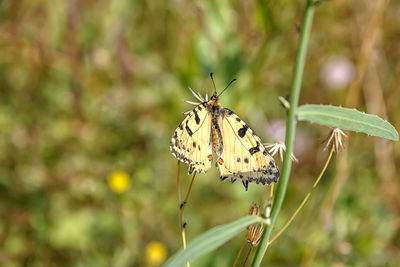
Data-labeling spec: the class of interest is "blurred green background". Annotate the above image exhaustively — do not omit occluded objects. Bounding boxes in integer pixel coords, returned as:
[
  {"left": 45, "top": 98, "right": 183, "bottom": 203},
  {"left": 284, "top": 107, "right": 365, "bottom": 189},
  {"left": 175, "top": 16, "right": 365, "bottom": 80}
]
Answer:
[{"left": 1, "top": 0, "right": 399, "bottom": 266}]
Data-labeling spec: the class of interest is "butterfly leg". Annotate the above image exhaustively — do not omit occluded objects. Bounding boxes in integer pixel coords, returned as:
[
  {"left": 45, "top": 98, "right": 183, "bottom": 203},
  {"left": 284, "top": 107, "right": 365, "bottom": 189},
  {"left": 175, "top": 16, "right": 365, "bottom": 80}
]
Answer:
[
  {"left": 220, "top": 176, "right": 228, "bottom": 181},
  {"left": 188, "top": 165, "right": 195, "bottom": 175},
  {"left": 242, "top": 180, "right": 249, "bottom": 191}
]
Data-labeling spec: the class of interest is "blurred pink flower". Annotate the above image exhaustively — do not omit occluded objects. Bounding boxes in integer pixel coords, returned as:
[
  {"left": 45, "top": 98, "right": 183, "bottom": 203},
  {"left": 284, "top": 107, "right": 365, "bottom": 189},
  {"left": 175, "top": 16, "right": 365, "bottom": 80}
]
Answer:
[{"left": 320, "top": 56, "right": 355, "bottom": 90}]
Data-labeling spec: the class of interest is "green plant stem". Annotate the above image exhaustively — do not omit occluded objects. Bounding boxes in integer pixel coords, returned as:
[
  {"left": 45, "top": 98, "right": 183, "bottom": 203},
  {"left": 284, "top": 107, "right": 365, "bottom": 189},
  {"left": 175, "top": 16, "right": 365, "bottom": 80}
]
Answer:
[{"left": 251, "top": 1, "right": 316, "bottom": 266}]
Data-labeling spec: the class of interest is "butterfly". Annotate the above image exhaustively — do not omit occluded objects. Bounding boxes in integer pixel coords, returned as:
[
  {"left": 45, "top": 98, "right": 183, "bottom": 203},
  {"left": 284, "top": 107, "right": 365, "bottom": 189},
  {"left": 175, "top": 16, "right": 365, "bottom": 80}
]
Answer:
[{"left": 170, "top": 73, "right": 279, "bottom": 191}]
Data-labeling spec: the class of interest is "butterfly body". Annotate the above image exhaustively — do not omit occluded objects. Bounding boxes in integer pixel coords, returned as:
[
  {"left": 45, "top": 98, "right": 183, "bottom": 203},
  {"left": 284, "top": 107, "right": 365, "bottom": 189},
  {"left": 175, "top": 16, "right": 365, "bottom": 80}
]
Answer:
[
  {"left": 170, "top": 87, "right": 280, "bottom": 191},
  {"left": 209, "top": 96, "right": 224, "bottom": 158}
]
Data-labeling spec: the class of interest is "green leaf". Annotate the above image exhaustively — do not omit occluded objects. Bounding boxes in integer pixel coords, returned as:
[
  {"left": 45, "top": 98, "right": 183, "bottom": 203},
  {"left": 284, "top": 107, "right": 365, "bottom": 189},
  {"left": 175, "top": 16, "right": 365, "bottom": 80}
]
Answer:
[
  {"left": 297, "top": 104, "right": 398, "bottom": 141},
  {"left": 163, "top": 215, "right": 265, "bottom": 267}
]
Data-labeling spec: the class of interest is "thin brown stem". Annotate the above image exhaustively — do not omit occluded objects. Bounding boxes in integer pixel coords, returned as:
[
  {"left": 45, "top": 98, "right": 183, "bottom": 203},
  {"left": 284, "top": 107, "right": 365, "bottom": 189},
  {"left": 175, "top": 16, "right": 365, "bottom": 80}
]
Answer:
[
  {"left": 177, "top": 161, "right": 182, "bottom": 208},
  {"left": 233, "top": 238, "right": 247, "bottom": 267},
  {"left": 179, "top": 172, "right": 196, "bottom": 267},
  {"left": 268, "top": 146, "right": 335, "bottom": 246},
  {"left": 269, "top": 184, "right": 274, "bottom": 199},
  {"left": 243, "top": 246, "right": 253, "bottom": 267},
  {"left": 177, "top": 162, "right": 196, "bottom": 267},
  {"left": 177, "top": 161, "right": 185, "bottom": 249},
  {"left": 182, "top": 173, "right": 196, "bottom": 208}
]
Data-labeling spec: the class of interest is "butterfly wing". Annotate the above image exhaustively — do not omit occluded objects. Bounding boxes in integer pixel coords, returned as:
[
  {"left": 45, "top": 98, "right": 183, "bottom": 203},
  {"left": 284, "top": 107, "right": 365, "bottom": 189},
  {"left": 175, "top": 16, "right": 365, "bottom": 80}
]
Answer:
[
  {"left": 170, "top": 103, "right": 212, "bottom": 174},
  {"left": 216, "top": 108, "right": 279, "bottom": 190}
]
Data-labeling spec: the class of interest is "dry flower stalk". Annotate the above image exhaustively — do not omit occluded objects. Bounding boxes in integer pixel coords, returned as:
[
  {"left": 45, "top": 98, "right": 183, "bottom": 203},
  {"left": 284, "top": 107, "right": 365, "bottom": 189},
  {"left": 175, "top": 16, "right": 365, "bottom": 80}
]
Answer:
[{"left": 246, "top": 203, "right": 264, "bottom": 246}]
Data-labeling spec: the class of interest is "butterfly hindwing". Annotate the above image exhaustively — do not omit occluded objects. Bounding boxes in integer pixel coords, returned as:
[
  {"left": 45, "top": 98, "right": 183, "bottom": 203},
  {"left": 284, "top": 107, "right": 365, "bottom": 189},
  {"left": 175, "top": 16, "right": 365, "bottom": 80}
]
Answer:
[
  {"left": 170, "top": 103, "right": 212, "bottom": 174},
  {"left": 217, "top": 108, "right": 279, "bottom": 187}
]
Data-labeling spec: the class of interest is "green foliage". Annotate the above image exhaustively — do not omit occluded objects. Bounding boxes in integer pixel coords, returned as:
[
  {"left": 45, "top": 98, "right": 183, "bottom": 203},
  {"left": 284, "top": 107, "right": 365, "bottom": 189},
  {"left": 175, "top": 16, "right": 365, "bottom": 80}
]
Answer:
[
  {"left": 164, "top": 216, "right": 264, "bottom": 267},
  {"left": 253, "top": 1, "right": 316, "bottom": 264},
  {"left": 298, "top": 105, "right": 399, "bottom": 141}
]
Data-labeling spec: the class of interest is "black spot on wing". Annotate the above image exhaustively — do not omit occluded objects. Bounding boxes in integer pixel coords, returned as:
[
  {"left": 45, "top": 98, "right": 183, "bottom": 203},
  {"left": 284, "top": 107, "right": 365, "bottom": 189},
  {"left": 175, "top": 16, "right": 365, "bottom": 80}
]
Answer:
[
  {"left": 193, "top": 109, "right": 200, "bottom": 124},
  {"left": 238, "top": 125, "right": 249, "bottom": 138},
  {"left": 236, "top": 117, "right": 241, "bottom": 122},
  {"left": 185, "top": 125, "right": 193, "bottom": 136},
  {"left": 249, "top": 144, "right": 260, "bottom": 155},
  {"left": 177, "top": 109, "right": 210, "bottom": 139},
  {"left": 244, "top": 158, "right": 249, "bottom": 163},
  {"left": 193, "top": 141, "right": 196, "bottom": 147},
  {"left": 268, "top": 160, "right": 278, "bottom": 171},
  {"left": 223, "top": 116, "right": 258, "bottom": 153},
  {"left": 170, "top": 145, "right": 193, "bottom": 165}
]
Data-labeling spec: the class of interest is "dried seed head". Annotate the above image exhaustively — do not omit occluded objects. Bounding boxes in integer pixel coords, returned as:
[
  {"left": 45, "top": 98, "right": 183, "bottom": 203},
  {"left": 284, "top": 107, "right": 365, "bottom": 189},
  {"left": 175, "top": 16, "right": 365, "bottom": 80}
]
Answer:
[
  {"left": 248, "top": 203, "right": 260, "bottom": 216},
  {"left": 246, "top": 203, "right": 264, "bottom": 246},
  {"left": 325, "top": 128, "right": 347, "bottom": 152},
  {"left": 247, "top": 223, "right": 264, "bottom": 247},
  {"left": 264, "top": 141, "right": 298, "bottom": 162}
]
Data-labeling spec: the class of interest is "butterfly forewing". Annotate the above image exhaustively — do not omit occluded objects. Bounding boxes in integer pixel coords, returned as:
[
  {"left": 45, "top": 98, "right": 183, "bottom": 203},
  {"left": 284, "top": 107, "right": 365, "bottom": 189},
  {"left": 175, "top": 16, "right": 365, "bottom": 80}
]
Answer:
[
  {"left": 217, "top": 108, "right": 279, "bottom": 186},
  {"left": 170, "top": 103, "right": 212, "bottom": 174}
]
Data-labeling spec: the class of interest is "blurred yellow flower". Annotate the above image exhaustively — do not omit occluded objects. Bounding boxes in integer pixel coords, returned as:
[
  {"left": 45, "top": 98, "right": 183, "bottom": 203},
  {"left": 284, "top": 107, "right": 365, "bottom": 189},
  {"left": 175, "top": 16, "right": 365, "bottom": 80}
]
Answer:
[
  {"left": 108, "top": 171, "right": 131, "bottom": 193},
  {"left": 145, "top": 241, "right": 167, "bottom": 266}
]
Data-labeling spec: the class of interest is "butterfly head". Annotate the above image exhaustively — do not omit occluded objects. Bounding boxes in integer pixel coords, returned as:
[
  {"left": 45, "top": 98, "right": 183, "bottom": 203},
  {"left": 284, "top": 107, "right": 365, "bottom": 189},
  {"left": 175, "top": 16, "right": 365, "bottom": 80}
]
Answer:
[
  {"left": 210, "top": 93, "right": 219, "bottom": 102},
  {"left": 209, "top": 93, "right": 222, "bottom": 114}
]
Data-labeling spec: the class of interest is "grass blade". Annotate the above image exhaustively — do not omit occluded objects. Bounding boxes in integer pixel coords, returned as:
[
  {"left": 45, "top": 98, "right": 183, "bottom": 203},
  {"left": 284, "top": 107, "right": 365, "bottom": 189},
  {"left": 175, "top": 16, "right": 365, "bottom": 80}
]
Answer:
[{"left": 164, "top": 215, "right": 265, "bottom": 267}]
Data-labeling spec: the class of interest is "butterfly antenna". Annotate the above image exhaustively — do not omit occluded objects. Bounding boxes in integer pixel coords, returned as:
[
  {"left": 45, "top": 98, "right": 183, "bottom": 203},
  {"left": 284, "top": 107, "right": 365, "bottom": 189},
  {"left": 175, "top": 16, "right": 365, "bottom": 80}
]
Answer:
[
  {"left": 210, "top": 72, "right": 217, "bottom": 95},
  {"left": 218, "top": 78, "right": 237, "bottom": 97}
]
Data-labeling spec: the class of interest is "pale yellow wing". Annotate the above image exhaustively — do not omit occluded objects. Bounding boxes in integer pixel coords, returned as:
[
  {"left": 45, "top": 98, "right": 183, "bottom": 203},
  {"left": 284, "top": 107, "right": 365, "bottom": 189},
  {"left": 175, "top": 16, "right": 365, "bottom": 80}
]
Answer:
[
  {"left": 216, "top": 108, "right": 279, "bottom": 190},
  {"left": 170, "top": 103, "right": 212, "bottom": 174}
]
